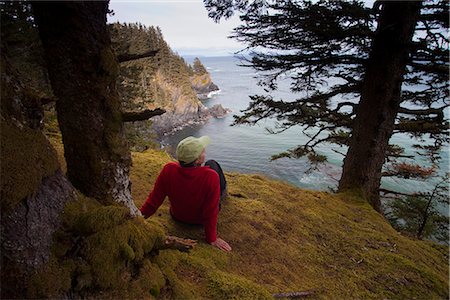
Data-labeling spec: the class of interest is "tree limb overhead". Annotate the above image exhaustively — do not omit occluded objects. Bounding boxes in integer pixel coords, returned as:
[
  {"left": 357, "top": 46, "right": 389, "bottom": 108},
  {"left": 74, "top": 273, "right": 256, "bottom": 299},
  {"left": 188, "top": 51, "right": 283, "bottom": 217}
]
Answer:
[
  {"left": 122, "top": 108, "right": 165, "bottom": 122},
  {"left": 117, "top": 49, "right": 159, "bottom": 63}
]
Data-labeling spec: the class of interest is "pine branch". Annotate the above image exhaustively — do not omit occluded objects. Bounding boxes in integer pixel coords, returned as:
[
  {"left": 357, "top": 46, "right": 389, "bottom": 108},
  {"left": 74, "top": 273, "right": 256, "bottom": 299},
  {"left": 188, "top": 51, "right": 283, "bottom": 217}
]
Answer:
[
  {"left": 117, "top": 49, "right": 159, "bottom": 63},
  {"left": 398, "top": 106, "right": 446, "bottom": 120},
  {"left": 394, "top": 119, "right": 448, "bottom": 134},
  {"left": 332, "top": 101, "right": 358, "bottom": 113},
  {"left": 408, "top": 62, "right": 448, "bottom": 75},
  {"left": 122, "top": 108, "right": 165, "bottom": 122}
]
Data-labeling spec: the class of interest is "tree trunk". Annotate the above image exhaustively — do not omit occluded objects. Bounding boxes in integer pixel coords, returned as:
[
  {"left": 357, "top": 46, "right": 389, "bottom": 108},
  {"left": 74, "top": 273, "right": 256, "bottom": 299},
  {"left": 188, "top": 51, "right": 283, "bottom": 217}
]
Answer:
[
  {"left": 338, "top": 1, "right": 422, "bottom": 212},
  {"left": 31, "top": 1, "right": 139, "bottom": 215},
  {"left": 1, "top": 53, "right": 76, "bottom": 299}
]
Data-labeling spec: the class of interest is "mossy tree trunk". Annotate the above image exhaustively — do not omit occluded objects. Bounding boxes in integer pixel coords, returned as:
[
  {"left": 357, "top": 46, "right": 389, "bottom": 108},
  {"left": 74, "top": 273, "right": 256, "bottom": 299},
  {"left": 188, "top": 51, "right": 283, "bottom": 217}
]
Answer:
[
  {"left": 31, "top": 1, "right": 139, "bottom": 215},
  {"left": 338, "top": 1, "right": 422, "bottom": 212},
  {"left": 0, "top": 52, "right": 76, "bottom": 298}
]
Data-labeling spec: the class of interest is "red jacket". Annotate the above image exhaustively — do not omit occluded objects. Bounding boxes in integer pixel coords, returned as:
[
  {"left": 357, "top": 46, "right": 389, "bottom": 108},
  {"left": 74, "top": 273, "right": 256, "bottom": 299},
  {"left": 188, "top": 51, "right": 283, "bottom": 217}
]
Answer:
[{"left": 140, "top": 162, "right": 220, "bottom": 243}]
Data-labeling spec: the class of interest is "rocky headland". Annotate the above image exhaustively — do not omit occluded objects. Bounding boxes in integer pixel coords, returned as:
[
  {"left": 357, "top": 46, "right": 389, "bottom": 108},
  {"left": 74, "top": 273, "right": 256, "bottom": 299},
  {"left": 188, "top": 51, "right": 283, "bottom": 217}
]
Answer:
[
  {"left": 192, "top": 74, "right": 220, "bottom": 100},
  {"left": 109, "top": 24, "right": 229, "bottom": 140},
  {"left": 151, "top": 103, "right": 231, "bottom": 137}
]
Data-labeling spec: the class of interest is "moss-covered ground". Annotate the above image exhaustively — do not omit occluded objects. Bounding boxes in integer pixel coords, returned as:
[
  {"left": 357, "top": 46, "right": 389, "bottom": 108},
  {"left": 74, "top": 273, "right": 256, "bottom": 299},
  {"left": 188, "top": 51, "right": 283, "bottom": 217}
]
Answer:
[
  {"left": 130, "top": 149, "right": 449, "bottom": 299},
  {"left": 43, "top": 134, "right": 448, "bottom": 299}
]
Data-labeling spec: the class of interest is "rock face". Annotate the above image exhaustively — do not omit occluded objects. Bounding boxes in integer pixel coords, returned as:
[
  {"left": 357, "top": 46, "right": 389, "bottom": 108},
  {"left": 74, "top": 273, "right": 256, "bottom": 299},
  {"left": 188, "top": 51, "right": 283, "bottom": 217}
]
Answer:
[
  {"left": 145, "top": 69, "right": 209, "bottom": 136},
  {"left": 190, "top": 57, "right": 220, "bottom": 99},
  {"left": 109, "top": 25, "right": 227, "bottom": 137},
  {"left": 208, "top": 104, "right": 231, "bottom": 119},
  {"left": 152, "top": 104, "right": 231, "bottom": 136},
  {"left": 191, "top": 73, "right": 220, "bottom": 99}
]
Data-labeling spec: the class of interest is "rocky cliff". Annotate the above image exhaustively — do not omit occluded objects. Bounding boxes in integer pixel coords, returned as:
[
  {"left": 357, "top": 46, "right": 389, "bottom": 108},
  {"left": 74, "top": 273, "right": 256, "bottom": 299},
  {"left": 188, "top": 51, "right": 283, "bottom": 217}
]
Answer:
[
  {"left": 190, "top": 57, "right": 220, "bottom": 99},
  {"left": 109, "top": 23, "right": 226, "bottom": 138}
]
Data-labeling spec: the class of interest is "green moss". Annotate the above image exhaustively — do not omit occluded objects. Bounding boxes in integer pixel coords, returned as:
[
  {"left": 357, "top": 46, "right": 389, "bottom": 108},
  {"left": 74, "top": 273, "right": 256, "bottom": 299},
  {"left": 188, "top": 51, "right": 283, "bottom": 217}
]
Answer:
[
  {"left": 120, "top": 243, "right": 136, "bottom": 260},
  {"left": 31, "top": 145, "right": 449, "bottom": 299},
  {"left": 31, "top": 194, "right": 167, "bottom": 298},
  {"left": 130, "top": 148, "right": 448, "bottom": 299},
  {"left": 27, "top": 257, "right": 75, "bottom": 298},
  {"left": 99, "top": 47, "right": 119, "bottom": 78},
  {"left": 0, "top": 118, "right": 59, "bottom": 211},
  {"left": 207, "top": 270, "right": 272, "bottom": 300},
  {"left": 129, "top": 260, "right": 165, "bottom": 298},
  {"left": 70, "top": 205, "right": 131, "bottom": 235}
]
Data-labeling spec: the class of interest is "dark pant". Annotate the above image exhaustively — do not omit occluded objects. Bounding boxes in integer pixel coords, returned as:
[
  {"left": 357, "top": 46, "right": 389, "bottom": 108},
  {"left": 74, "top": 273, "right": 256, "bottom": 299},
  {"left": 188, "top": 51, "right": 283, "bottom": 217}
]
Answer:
[{"left": 205, "top": 160, "right": 227, "bottom": 205}]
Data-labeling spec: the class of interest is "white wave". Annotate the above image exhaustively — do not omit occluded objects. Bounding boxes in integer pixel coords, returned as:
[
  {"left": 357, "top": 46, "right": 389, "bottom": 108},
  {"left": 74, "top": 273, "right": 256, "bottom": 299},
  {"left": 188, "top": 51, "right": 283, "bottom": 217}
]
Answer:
[{"left": 207, "top": 89, "right": 221, "bottom": 98}]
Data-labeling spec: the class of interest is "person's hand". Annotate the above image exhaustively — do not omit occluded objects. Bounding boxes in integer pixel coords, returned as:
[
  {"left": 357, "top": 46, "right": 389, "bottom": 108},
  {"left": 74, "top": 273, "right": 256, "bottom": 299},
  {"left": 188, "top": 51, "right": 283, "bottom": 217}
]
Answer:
[{"left": 210, "top": 237, "right": 232, "bottom": 252}]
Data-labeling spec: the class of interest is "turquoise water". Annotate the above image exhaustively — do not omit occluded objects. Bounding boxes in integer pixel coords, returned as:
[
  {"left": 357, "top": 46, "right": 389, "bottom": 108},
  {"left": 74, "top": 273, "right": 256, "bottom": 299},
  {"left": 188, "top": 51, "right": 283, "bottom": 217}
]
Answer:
[{"left": 161, "top": 56, "right": 449, "bottom": 195}]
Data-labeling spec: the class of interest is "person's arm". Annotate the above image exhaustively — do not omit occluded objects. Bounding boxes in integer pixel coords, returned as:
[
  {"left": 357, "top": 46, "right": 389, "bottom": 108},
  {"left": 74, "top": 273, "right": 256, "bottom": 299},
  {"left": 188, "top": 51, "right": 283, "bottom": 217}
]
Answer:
[
  {"left": 140, "top": 165, "right": 168, "bottom": 218},
  {"left": 202, "top": 173, "right": 232, "bottom": 252}
]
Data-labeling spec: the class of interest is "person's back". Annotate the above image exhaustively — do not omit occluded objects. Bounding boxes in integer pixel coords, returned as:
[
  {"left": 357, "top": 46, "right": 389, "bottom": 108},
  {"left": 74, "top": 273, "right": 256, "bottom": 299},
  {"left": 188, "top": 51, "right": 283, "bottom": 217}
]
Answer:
[
  {"left": 163, "top": 162, "right": 219, "bottom": 224},
  {"left": 140, "top": 136, "right": 231, "bottom": 252}
]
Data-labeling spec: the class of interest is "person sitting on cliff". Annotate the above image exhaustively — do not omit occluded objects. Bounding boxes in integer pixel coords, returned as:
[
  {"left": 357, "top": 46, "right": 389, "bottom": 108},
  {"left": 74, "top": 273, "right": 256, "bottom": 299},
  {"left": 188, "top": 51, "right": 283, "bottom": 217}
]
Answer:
[{"left": 140, "top": 136, "right": 232, "bottom": 252}]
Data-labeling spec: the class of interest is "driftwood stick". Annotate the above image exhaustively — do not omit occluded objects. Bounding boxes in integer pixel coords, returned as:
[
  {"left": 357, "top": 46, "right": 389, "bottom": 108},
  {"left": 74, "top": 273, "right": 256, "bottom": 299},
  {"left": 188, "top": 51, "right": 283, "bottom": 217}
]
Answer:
[
  {"left": 122, "top": 108, "right": 165, "bottom": 122},
  {"left": 273, "top": 290, "right": 316, "bottom": 298},
  {"left": 158, "top": 236, "right": 197, "bottom": 252},
  {"left": 117, "top": 50, "right": 159, "bottom": 63}
]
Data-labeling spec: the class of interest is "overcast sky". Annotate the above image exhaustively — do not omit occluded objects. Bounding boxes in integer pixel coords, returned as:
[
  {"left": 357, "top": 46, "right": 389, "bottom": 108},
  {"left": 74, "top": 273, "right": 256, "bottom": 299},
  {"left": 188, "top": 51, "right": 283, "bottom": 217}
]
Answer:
[{"left": 108, "top": 0, "right": 243, "bottom": 56}]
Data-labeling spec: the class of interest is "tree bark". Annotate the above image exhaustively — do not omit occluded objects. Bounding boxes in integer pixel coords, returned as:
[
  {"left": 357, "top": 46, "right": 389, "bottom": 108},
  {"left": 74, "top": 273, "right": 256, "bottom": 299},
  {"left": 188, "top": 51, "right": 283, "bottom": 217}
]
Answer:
[
  {"left": 1, "top": 53, "right": 76, "bottom": 299},
  {"left": 31, "top": 1, "right": 139, "bottom": 215},
  {"left": 338, "top": 1, "right": 422, "bottom": 212}
]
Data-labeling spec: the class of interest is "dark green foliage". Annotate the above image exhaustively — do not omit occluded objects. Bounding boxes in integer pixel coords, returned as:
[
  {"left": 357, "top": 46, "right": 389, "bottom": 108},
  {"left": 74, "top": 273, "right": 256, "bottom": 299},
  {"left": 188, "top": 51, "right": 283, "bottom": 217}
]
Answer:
[
  {"left": 204, "top": 0, "right": 448, "bottom": 165},
  {"left": 387, "top": 175, "right": 449, "bottom": 244},
  {"left": 0, "top": 1, "right": 53, "bottom": 96},
  {"left": 123, "top": 120, "right": 159, "bottom": 152}
]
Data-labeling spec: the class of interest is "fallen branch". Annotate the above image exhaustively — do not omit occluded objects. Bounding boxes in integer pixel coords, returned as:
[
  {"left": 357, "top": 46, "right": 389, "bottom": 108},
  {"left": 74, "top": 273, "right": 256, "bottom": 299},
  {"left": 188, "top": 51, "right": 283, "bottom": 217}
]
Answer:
[
  {"left": 122, "top": 108, "right": 165, "bottom": 122},
  {"left": 117, "top": 50, "right": 159, "bottom": 63},
  {"left": 158, "top": 236, "right": 197, "bottom": 252},
  {"left": 273, "top": 290, "right": 316, "bottom": 298}
]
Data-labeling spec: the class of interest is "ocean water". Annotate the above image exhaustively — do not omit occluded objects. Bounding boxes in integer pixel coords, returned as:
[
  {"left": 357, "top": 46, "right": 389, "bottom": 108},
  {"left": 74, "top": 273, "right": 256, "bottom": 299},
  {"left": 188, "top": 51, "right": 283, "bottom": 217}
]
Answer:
[{"left": 161, "top": 56, "right": 449, "bottom": 195}]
